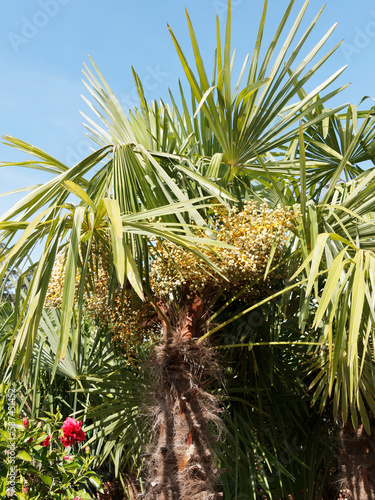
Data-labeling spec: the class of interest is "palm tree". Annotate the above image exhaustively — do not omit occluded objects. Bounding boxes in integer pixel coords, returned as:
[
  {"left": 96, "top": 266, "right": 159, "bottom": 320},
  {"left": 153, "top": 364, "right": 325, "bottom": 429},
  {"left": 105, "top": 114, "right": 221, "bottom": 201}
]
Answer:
[
  {"left": 163, "top": 1, "right": 375, "bottom": 496},
  {"left": 1, "top": 1, "right": 375, "bottom": 498}
]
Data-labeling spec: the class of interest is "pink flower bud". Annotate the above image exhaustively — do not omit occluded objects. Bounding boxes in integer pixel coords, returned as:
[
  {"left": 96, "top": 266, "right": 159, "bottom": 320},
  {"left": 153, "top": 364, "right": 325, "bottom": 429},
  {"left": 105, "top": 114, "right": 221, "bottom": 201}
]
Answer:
[{"left": 23, "top": 419, "right": 29, "bottom": 428}]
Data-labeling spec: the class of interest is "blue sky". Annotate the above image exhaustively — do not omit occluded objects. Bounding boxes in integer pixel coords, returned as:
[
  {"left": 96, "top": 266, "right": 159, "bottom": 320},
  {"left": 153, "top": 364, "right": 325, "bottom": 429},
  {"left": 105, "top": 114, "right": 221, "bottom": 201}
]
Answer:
[{"left": 1, "top": 0, "right": 375, "bottom": 216}]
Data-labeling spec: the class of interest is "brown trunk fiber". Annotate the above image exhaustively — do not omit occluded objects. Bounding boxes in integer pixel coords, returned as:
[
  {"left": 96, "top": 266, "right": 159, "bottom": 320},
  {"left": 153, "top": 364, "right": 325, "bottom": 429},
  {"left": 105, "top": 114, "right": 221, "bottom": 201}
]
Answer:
[
  {"left": 144, "top": 334, "right": 222, "bottom": 500},
  {"left": 338, "top": 420, "right": 375, "bottom": 499}
]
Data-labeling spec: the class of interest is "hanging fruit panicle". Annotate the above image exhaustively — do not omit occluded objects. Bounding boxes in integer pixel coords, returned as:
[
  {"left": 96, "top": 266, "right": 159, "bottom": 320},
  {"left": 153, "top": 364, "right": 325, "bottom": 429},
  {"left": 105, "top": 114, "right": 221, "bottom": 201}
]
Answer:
[{"left": 45, "top": 202, "right": 296, "bottom": 356}]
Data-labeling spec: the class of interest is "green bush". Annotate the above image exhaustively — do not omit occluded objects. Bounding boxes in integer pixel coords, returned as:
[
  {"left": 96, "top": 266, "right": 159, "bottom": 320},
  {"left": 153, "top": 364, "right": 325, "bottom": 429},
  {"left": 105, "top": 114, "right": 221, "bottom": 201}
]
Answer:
[{"left": 0, "top": 383, "right": 103, "bottom": 500}]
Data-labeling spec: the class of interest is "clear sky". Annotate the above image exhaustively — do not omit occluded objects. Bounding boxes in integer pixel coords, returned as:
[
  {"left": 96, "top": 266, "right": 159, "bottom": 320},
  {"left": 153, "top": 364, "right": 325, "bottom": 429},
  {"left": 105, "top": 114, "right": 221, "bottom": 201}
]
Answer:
[{"left": 1, "top": 0, "right": 375, "bottom": 216}]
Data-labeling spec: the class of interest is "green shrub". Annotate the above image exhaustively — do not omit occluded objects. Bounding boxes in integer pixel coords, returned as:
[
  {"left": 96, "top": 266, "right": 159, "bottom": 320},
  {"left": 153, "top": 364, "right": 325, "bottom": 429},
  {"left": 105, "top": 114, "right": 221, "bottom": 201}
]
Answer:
[{"left": 0, "top": 383, "right": 103, "bottom": 500}]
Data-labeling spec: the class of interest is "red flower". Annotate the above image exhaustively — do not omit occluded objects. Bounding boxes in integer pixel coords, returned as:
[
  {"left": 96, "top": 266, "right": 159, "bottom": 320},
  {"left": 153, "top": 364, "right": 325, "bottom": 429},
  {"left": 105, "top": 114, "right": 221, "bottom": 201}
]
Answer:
[
  {"left": 41, "top": 435, "right": 51, "bottom": 447},
  {"left": 27, "top": 437, "right": 33, "bottom": 443},
  {"left": 23, "top": 419, "right": 29, "bottom": 428},
  {"left": 59, "top": 436, "right": 70, "bottom": 447},
  {"left": 60, "top": 417, "right": 86, "bottom": 447}
]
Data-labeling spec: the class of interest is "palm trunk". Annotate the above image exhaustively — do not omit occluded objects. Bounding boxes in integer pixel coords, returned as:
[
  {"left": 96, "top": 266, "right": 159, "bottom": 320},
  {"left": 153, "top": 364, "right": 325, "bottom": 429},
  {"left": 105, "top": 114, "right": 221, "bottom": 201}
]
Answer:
[
  {"left": 144, "top": 291, "right": 222, "bottom": 499},
  {"left": 338, "top": 420, "right": 375, "bottom": 499}
]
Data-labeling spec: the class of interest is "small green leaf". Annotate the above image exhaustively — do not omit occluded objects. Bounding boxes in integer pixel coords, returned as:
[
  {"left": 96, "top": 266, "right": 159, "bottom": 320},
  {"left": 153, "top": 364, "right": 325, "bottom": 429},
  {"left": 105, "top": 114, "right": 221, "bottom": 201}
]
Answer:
[
  {"left": 17, "top": 450, "right": 32, "bottom": 461},
  {"left": 14, "top": 419, "right": 26, "bottom": 430},
  {"left": 40, "top": 474, "right": 53, "bottom": 486},
  {"left": 88, "top": 474, "right": 104, "bottom": 493}
]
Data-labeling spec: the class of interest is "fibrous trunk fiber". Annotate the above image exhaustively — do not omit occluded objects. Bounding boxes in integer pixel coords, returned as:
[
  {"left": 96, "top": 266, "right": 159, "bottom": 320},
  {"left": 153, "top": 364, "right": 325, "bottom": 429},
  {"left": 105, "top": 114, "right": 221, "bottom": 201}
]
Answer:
[
  {"left": 338, "top": 420, "right": 375, "bottom": 499},
  {"left": 144, "top": 335, "right": 222, "bottom": 500}
]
